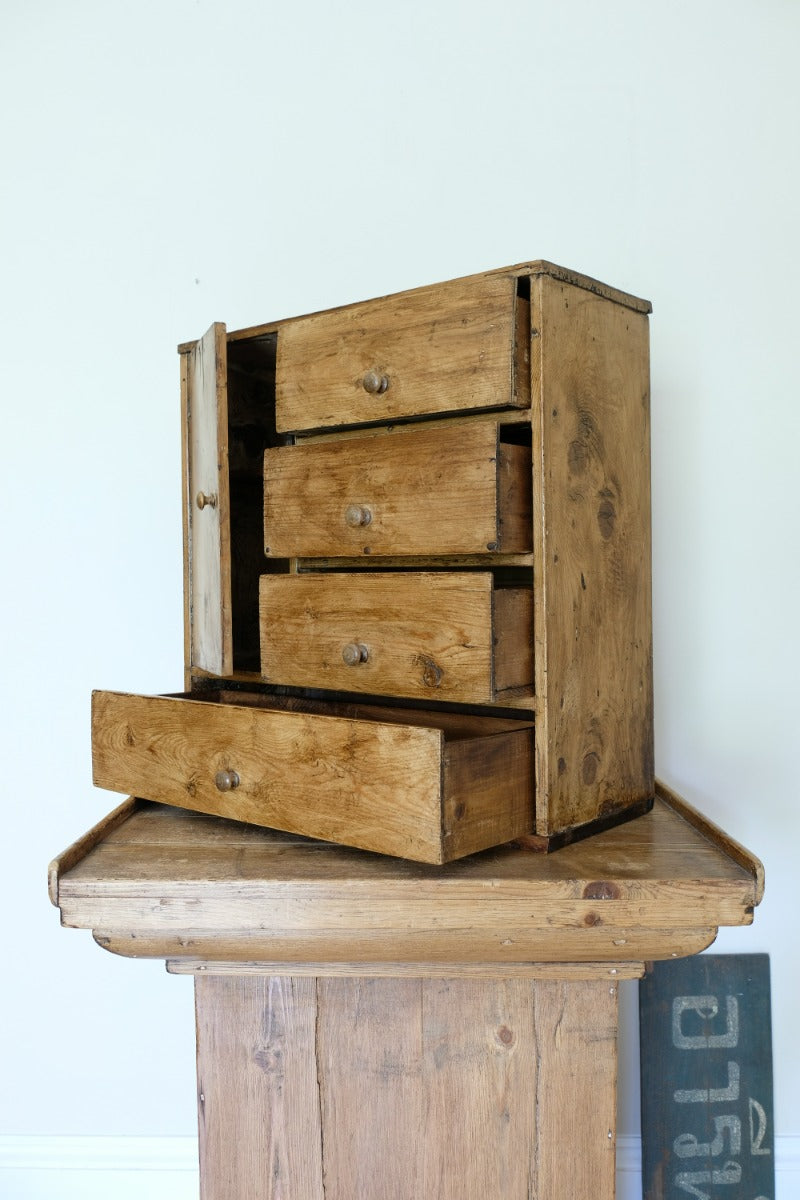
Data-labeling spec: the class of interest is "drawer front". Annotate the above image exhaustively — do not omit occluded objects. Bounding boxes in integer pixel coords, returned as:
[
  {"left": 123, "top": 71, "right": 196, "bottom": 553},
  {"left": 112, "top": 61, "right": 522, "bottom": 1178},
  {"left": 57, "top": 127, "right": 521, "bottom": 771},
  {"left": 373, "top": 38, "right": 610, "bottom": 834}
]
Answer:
[
  {"left": 264, "top": 421, "right": 532, "bottom": 559},
  {"left": 275, "top": 274, "right": 529, "bottom": 433},
  {"left": 259, "top": 572, "right": 533, "bottom": 703},
  {"left": 91, "top": 690, "right": 534, "bottom": 863}
]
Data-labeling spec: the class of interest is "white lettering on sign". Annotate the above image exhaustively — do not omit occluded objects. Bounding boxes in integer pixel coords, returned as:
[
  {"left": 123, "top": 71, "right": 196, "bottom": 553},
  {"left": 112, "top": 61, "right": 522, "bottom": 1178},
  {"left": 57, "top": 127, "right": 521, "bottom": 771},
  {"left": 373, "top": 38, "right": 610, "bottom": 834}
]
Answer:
[
  {"left": 675, "top": 1161, "right": 742, "bottom": 1199},
  {"left": 749, "top": 1098, "right": 771, "bottom": 1156},
  {"left": 674, "top": 1060, "right": 739, "bottom": 1104},
  {"left": 674, "top": 1115, "right": 741, "bottom": 1158},
  {"left": 668, "top": 991, "right": 771, "bottom": 1198},
  {"left": 672, "top": 995, "right": 739, "bottom": 1050}
]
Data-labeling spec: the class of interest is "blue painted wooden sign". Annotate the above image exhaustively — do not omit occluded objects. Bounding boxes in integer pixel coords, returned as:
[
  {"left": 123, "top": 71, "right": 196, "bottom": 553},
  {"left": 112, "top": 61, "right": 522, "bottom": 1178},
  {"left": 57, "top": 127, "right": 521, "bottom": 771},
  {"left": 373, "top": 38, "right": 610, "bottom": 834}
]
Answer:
[{"left": 639, "top": 954, "right": 774, "bottom": 1200}]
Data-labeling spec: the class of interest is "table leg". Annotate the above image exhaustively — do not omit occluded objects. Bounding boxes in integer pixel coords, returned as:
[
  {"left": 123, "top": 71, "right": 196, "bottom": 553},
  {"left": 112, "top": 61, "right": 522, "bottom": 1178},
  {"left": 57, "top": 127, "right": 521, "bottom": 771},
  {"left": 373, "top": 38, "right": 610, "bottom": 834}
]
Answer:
[{"left": 195, "top": 972, "right": 621, "bottom": 1199}]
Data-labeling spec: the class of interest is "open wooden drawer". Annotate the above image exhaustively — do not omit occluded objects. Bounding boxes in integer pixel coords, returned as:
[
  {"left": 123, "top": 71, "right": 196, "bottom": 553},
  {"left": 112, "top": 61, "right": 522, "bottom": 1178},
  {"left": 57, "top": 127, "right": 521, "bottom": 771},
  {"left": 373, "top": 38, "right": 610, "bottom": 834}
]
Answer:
[{"left": 91, "top": 689, "right": 535, "bottom": 864}]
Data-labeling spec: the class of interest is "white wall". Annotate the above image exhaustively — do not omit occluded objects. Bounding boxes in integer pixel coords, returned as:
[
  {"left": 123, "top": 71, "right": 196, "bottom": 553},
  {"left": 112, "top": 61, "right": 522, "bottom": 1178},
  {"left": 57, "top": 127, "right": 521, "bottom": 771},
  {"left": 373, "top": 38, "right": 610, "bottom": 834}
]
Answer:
[{"left": 1, "top": 0, "right": 797, "bottom": 1183}]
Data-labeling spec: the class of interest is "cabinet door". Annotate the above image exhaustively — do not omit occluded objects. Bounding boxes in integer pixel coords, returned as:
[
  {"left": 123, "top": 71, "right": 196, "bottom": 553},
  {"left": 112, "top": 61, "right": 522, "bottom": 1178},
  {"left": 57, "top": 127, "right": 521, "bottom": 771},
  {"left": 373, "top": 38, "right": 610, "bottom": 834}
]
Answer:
[{"left": 184, "top": 322, "right": 232, "bottom": 676}]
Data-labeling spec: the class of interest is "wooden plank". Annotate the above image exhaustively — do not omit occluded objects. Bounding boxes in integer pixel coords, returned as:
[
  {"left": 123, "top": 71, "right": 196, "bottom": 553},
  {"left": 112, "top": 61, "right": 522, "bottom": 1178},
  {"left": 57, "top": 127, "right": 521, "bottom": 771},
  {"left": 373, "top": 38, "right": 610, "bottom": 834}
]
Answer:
[
  {"left": 97, "top": 927, "right": 721, "bottom": 965},
  {"left": 171, "top": 960, "right": 644, "bottom": 981},
  {"left": 493, "top": 585, "right": 534, "bottom": 693},
  {"left": 531, "top": 273, "right": 653, "bottom": 834},
  {"left": 639, "top": 954, "right": 774, "bottom": 1200},
  {"left": 260, "top": 571, "right": 532, "bottom": 703},
  {"left": 190, "top": 970, "right": 632, "bottom": 1198},
  {"left": 47, "top": 796, "right": 140, "bottom": 906},
  {"left": 264, "top": 420, "right": 532, "bottom": 558},
  {"left": 275, "top": 274, "right": 520, "bottom": 433},
  {"left": 532, "top": 979, "right": 619, "bottom": 1199},
  {"left": 514, "top": 290, "right": 531, "bottom": 406},
  {"left": 195, "top": 975, "right": 324, "bottom": 1199},
  {"left": 308, "top": 976, "right": 618, "bottom": 1198},
  {"left": 179, "top": 348, "right": 192, "bottom": 688},
  {"left": 186, "top": 322, "right": 232, "bottom": 676},
  {"left": 67, "top": 879, "right": 755, "bottom": 933},
  {"left": 441, "top": 726, "right": 534, "bottom": 860},
  {"left": 657, "top": 780, "right": 765, "bottom": 904}
]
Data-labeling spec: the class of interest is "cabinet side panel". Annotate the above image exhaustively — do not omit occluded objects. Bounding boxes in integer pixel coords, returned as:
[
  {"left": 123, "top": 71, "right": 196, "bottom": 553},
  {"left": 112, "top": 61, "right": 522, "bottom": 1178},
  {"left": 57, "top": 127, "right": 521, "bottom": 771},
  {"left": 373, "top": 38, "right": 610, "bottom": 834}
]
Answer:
[{"left": 532, "top": 276, "right": 653, "bottom": 834}]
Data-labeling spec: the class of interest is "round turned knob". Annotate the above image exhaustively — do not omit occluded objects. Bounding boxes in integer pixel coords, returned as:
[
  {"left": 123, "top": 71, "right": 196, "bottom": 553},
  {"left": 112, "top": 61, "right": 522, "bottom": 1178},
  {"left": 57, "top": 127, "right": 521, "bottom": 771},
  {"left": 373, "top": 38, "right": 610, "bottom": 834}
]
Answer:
[
  {"left": 196, "top": 491, "right": 218, "bottom": 510},
  {"left": 362, "top": 369, "right": 389, "bottom": 395},
  {"left": 342, "top": 642, "right": 369, "bottom": 666},
  {"left": 214, "top": 769, "right": 240, "bottom": 791},
  {"left": 344, "top": 504, "right": 372, "bottom": 528}
]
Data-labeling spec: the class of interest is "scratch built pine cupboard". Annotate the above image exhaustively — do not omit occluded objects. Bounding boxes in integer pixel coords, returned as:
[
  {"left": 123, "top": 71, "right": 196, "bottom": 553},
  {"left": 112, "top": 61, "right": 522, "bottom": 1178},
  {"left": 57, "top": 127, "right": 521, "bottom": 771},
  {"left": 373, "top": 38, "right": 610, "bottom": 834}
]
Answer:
[
  {"left": 90, "top": 261, "right": 654, "bottom": 862},
  {"left": 52, "top": 262, "right": 764, "bottom": 1200}
]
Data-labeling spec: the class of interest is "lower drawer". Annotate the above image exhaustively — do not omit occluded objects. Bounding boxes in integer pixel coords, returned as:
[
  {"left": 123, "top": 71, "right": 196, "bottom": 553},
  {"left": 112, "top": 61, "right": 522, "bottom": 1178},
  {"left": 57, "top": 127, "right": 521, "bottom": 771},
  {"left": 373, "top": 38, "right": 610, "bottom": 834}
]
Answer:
[{"left": 91, "top": 690, "right": 535, "bottom": 864}]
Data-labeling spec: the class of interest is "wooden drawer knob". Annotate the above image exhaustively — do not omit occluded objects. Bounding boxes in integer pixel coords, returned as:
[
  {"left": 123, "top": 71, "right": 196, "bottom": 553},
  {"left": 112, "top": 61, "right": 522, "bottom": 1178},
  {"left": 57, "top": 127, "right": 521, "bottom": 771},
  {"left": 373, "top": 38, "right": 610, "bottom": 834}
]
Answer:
[
  {"left": 362, "top": 369, "right": 389, "bottom": 395},
  {"left": 342, "top": 642, "right": 369, "bottom": 666},
  {"left": 214, "top": 769, "right": 240, "bottom": 791},
  {"left": 345, "top": 504, "right": 372, "bottom": 528},
  {"left": 196, "top": 491, "right": 218, "bottom": 510}
]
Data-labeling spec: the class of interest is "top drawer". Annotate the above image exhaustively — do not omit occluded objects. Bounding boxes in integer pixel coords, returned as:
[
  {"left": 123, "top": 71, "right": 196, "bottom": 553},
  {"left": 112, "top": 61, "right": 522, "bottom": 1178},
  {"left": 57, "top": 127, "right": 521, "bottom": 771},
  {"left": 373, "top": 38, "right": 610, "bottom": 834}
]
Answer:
[{"left": 275, "top": 274, "right": 530, "bottom": 433}]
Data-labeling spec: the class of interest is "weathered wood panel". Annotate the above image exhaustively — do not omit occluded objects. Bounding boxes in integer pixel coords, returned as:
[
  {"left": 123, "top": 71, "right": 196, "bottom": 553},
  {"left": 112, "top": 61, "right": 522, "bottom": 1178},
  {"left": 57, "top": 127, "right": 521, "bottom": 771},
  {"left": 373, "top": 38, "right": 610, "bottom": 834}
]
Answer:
[
  {"left": 275, "top": 273, "right": 526, "bottom": 432},
  {"left": 531, "top": 273, "right": 653, "bottom": 834},
  {"left": 186, "top": 322, "right": 232, "bottom": 676},
  {"left": 54, "top": 789, "right": 762, "bottom": 965},
  {"left": 195, "top": 975, "right": 619, "bottom": 1199},
  {"left": 259, "top": 571, "right": 532, "bottom": 702},
  {"left": 195, "top": 975, "right": 324, "bottom": 1200},
  {"left": 263, "top": 420, "right": 532, "bottom": 558}
]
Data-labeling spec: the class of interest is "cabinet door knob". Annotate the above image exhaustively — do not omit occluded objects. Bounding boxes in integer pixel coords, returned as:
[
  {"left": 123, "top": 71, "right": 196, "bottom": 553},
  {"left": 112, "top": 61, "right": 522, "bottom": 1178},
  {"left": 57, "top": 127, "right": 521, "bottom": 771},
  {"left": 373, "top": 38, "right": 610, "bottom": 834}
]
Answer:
[
  {"left": 362, "top": 369, "right": 389, "bottom": 395},
  {"left": 342, "top": 642, "right": 369, "bottom": 666},
  {"left": 214, "top": 769, "right": 240, "bottom": 791},
  {"left": 196, "top": 491, "right": 218, "bottom": 510},
  {"left": 345, "top": 504, "right": 372, "bottom": 528}
]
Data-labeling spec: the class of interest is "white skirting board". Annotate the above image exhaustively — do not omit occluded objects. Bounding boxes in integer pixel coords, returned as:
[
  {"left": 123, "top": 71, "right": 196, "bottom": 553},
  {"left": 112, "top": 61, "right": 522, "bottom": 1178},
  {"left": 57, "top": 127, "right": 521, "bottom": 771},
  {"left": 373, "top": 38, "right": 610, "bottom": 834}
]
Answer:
[{"left": 0, "top": 1135, "right": 797, "bottom": 1198}]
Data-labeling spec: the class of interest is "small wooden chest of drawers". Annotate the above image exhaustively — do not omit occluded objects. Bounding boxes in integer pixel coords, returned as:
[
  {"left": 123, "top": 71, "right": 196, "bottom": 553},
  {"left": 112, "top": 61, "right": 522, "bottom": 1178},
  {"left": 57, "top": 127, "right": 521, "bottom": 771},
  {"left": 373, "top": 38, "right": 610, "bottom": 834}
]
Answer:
[{"left": 91, "top": 261, "right": 654, "bottom": 863}]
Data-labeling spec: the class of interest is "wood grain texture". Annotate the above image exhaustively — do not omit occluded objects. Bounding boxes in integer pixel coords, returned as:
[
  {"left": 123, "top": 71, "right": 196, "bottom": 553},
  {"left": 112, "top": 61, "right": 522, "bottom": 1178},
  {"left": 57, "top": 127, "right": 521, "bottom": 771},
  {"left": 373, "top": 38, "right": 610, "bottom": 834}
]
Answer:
[
  {"left": 90, "top": 690, "right": 534, "bottom": 863},
  {"left": 186, "top": 322, "right": 232, "bottom": 676},
  {"left": 259, "top": 571, "right": 532, "bottom": 702},
  {"left": 193, "top": 973, "right": 620, "bottom": 1199},
  {"left": 264, "top": 419, "right": 532, "bottom": 558},
  {"left": 275, "top": 274, "right": 525, "bottom": 433},
  {"left": 195, "top": 975, "right": 324, "bottom": 1200},
  {"left": 47, "top": 796, "right": 140, "bottom": 906},
  {"left": 55, "top": 788, "right": 762, "bottom": 964},
  {"left": 531, "top": 274, "right": 653, "bottom": 835},
  {"left": 532, "top": 979, "right": 619, "bottom": 1199}
]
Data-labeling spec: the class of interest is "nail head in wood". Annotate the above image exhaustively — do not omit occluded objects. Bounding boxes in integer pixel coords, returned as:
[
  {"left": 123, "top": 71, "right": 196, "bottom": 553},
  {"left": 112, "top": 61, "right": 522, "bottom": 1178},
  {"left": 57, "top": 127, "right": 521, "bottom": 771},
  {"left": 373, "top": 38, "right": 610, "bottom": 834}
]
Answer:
[
  {"left": 362, "top": 369, "right": 389, "bottom": 395},
  {"left": 214, "top": 769, "right": 240, "bottom": 791},
  {"left": 345, "top": 504, "right": 372, "bottom": 528}
]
